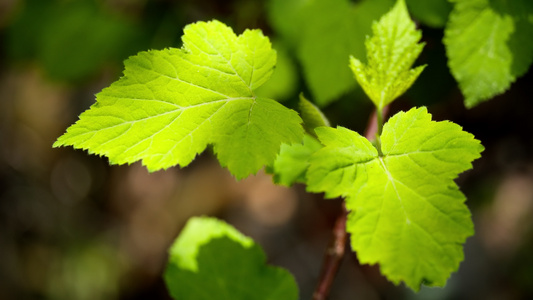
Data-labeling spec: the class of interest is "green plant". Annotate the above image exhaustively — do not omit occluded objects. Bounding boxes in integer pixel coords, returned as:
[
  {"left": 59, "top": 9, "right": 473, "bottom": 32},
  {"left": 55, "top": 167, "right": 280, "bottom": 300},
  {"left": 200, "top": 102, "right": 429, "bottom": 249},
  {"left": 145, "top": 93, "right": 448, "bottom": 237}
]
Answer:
[{"left": 54, "top": 0, "right": 505, "bottom": 298}]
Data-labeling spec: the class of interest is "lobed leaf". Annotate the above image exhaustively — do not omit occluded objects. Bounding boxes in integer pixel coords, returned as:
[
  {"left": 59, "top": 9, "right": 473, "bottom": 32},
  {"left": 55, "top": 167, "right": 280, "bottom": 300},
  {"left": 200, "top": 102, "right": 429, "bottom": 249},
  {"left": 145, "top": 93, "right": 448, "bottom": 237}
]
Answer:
[
  {"left": 350, "top": 0, "right": 426, "bottom": 110},
  {"left": 307, "top": 107, "right": 483, "bottom": 290},
  {"left": 164, "top": 217, "right": 298, "bottom": 300},
  {"left": 54, "top": 20, "right": 304, "bottom": 179}
]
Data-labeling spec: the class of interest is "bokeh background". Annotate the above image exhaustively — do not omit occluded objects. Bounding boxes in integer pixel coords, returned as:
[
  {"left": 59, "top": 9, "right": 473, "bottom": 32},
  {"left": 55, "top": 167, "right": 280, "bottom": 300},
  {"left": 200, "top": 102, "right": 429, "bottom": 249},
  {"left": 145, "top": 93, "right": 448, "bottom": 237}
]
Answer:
[{"left": 1, "top": 0, "right": 532, "bottom": 299}]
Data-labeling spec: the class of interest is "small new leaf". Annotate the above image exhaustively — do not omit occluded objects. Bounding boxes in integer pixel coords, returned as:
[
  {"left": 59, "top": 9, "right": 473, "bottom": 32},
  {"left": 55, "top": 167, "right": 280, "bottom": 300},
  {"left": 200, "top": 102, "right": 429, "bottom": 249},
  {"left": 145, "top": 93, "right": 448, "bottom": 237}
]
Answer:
[
  {"left": 299, "top": 93, "right": 330, "bottom": 137},
  {"left": 270, "top": 134, "right": 323, "bottom": 186},
  {"left": 307, "top": 107, "right": 483, "bottom": 290},
  {"left": 164, "top": 217, "right": 298, "bottom": 300},
  {"left": 350, "top": 0, "right": 426, "bottom": 110},
  {"left": 54, "top": 20, "right": 303, "bottom": 179},
  {"left": 268, "top": 95, "right": 326, "bottom": 186}
]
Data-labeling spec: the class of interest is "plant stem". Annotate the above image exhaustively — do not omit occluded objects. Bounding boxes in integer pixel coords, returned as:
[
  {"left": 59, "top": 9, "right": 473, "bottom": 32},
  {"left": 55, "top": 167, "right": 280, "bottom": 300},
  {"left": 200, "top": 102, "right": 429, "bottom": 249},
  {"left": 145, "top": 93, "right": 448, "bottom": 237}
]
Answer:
[
  {"left": 373, "top": 106, "right": 389, "bottom": 156},
  {"left": 376, "top": 108, "right": 384, "bottom": 155},
  {"left": 312, "top": 205, "right": 348, "bottom": 300},
  {"left": 312, "top": 105, "right": 389, "bottom": 300},
  {"left": 376, "top": 108, "right": 384, "bottom": 137}
]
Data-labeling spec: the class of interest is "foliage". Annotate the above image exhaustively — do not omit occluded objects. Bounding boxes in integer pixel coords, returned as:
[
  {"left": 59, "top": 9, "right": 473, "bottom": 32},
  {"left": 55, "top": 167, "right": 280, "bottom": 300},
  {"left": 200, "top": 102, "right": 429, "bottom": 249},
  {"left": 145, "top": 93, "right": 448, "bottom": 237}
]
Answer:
[
  {"left": 267, "top": 0, "right": 532, "bottom": 108},
  {"left": 307, "top": 108, "right": 482, "bottom": 290},
  {"left": 267, "top": 0, "right": 395, "bottom": 106},
  {"left": 53, "top": 20, "right": 304, "bottom": 180},
  {"left": 405, "top": 0, "right": 452, "bottom": 28},
  {"left": 53, "top": 0, "right": 492, "bottom": 297},
  {"left": 444, "top": 0, "right": 533, "bottom": 107},
  {"left": 6, "top": 0, "right": 142, "bottom": 82},
  {"left": 349, "top": 0, "right": 426, "bottom": 111},
  {"left": 164, "top": 217, "right": 298, "bottom": 300}
]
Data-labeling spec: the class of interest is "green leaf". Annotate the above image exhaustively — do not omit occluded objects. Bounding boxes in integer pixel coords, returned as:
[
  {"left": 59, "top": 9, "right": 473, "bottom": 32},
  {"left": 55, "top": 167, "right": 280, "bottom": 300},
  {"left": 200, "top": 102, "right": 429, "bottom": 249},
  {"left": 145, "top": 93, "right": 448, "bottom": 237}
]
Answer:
[
  {"left": 444, "top": 0, "right": 533, "bottom": 108},
  {"left": 299, "top": 94, "right": 330, "bottom": 137},
  {"left": 255, "top": 41, "right": 298, "bottom": 101},
  {"left": 54, "top": 20, "right": 304, "bottom": 179},
  {"left": 268, "top": 0, "right": 395, "bottom": 106},
  {"left": 7, "top": 0, "right": 142, "bottom": 81},
  {"left": 350, "top": 0, "right": 426, "bottom": 110},
  {"left": 267, "top": 94, "right": 327, "bottom": 186},
  {"left": 489, "top": 0, "right": 533, "bottom": 21},
  {"left": 508, "top": 18, "right": 533, "bottom": 78},
  {"left": 307, "top": 107, "right": 483, "bottom": 290},
  {"left": 270, "top": 134, "right": 323, "bottom": 186},
  {"left": 406, "top": 0, "right": 452, "bottom": 28},
  {"left": 164, "top": 217, "right": 298, "bottom": 300}
]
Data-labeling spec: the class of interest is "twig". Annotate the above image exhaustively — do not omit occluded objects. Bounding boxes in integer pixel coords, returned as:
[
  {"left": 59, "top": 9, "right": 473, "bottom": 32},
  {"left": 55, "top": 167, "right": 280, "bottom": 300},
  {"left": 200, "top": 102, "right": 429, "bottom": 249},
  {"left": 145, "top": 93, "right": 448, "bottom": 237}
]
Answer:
[
  {"left": 312, "top": 204, "right": 348, "bottom": 300},
  {"left": 312, "top": 106, "right": 389, "bottom": 300}
]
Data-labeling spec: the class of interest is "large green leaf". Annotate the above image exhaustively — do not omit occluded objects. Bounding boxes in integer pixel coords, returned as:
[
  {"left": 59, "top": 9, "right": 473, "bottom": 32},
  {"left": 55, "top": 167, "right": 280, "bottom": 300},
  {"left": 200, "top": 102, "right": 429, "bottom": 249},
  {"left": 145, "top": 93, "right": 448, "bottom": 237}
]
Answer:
[
  {"left": 268, "top": 0, "right": 395, "bottom": 106},
  {"left": 164, "top": 217, "right": 298, "bottom": 300},
  {"left": 350, "top": 0, "right": 426, "bottom": 111},
  {"left": 307, "top": 107, "right": 483, "bottom": 290},
  {"left": 444, "top": 0, "right": 533, "bottom": 108},
  {"left": 54, "top": 20, "right": 304, "bottom": 179}
]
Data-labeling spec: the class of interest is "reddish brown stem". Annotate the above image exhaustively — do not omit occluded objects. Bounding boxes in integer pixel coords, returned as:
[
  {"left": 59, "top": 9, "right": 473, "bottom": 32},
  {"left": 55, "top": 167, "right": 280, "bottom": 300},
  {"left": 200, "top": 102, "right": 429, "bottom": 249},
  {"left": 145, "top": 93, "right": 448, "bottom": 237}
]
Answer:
[
  {"left": 312, "top": 205, "right": 348, "bottom": 300},
  {"left": 312, "top": 106, "right": 389, "bottom": 300}
]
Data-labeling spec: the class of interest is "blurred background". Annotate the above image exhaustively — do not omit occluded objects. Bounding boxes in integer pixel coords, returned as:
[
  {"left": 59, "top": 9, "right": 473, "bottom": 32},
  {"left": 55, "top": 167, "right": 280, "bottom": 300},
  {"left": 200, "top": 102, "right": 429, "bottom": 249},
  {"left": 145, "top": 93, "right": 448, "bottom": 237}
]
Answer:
[{"left": 0, "top": 0, "right": 532, "bottom": 299}]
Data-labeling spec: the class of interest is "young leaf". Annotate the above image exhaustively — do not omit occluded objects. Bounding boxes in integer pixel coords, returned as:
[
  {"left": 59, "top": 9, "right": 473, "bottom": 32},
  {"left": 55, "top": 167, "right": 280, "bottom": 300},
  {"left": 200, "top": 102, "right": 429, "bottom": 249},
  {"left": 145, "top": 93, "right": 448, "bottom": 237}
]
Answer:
[
  {"left": 350, "top": 0, "right": 426, "bottom": 110},
  {"left": 164, "top": 217, "right": 298, "bottom": 300},
  {"left": 307, "top": 107, "right": 483, "bottom": 290},
  {"left": 298, "top": 93, "right": 330, "bottom": 137},
  {"left": 269, "top": 134, "right": 323, "bottom": 186},
  {"left": 444, "top": 0, "right": 533, "bottom": 108},
  {"left": 53, "top": 20, "right": 304, "bottom": 179},
  {"left": 267, "top": 94, "right": 327, "bottom": 186}
]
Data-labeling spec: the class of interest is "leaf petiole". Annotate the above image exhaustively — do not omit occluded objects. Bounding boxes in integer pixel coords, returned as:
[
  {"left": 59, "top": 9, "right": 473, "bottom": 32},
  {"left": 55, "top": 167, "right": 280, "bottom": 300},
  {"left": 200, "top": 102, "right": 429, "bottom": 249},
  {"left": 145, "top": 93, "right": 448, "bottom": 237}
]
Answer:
[{"left": 375, "top": 107, "right": 385, "bottom": 157}]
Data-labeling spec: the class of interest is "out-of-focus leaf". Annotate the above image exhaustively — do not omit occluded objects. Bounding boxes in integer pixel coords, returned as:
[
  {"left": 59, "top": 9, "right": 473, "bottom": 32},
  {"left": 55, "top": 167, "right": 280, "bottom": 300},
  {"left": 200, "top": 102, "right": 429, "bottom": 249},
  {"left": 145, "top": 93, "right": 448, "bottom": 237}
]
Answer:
[
  {"left": 164, "top": 217, "right": 299, "bottom": 300},
  {"left": 268, "top": 0, "right": 395, "bottom": 106},
  {"left": 7, "top": 0, "right": 143, "bottom": 81},
  {"left": 406, "top": 0, "right": 452, "bottom": 28},
  {"left": 444, "top": 0, "right": 533, "bottom": 107},
  {"left": 255, "top": 41, "right": 298, "bottom": 101}
]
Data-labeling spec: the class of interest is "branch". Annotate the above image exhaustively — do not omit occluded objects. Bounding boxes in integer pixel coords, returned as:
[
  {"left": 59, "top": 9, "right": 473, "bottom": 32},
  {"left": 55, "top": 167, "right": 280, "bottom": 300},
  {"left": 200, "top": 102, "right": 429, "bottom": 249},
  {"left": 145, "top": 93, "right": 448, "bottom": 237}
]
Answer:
[{"left": 312, "top": 105, "right": 389, "bottom": 300}]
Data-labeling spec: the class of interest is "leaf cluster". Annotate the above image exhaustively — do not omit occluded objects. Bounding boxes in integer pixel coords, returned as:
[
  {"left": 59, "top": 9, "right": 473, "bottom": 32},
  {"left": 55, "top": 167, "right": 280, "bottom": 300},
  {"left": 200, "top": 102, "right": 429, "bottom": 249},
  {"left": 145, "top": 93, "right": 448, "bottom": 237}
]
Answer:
[{"left": 54, "top": 0, "right": 487, "bottom": 297}]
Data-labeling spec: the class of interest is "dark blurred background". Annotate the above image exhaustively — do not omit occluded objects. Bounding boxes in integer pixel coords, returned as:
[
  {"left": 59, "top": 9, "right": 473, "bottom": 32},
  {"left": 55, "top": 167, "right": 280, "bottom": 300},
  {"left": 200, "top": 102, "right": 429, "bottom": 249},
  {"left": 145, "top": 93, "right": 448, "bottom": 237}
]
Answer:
[{"left": 1, "top": 0, "right": 532, "bottom": 299}]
